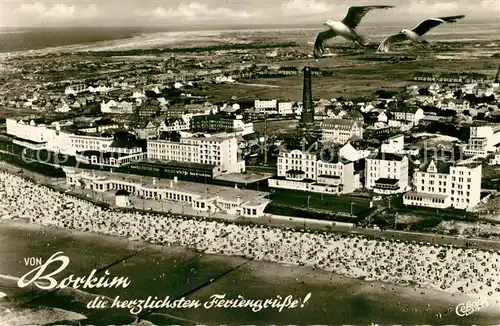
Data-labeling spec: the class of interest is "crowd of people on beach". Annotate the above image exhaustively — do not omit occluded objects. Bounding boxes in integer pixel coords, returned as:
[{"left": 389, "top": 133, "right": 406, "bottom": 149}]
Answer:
[{"left": 1, "top": 171, "right": 500, "bottom": 302}]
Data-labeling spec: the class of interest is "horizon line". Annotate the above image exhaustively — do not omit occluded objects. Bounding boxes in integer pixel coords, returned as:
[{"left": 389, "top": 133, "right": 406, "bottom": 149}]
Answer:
[{"left": 2, "top": 18, "right": 497, "bottom": 30}]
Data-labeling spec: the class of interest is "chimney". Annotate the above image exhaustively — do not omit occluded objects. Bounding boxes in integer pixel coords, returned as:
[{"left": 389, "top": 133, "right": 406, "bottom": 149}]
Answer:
[
  {"left": 301, "top": 66, "right": 314, "bottom": 126},
  {"left": 170, "top": 180, "right": 173, "bottom": 188},
  {"left": 174, "top": 176, "right": 178, "bottom": 183}
]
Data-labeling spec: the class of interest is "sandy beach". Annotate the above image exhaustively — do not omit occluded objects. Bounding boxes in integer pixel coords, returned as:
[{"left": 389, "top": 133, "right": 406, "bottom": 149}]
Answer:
[
  {"left": 1, "top": 219, "right": 499, "bottom": 325},
  {"left": 2, "top": 171, "right": 500, "bottom": 324}
]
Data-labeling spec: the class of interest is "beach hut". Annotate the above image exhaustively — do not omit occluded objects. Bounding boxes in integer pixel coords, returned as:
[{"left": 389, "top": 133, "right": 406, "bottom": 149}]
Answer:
[{"left": 115, "top": 189, "right": 130, "bottom": 207}]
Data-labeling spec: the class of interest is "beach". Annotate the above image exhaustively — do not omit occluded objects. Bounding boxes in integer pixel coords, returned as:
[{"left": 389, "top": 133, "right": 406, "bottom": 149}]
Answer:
[
  {"left": 1, "top": 219, "right": 499, "bottom": 325},
  {"left": 1, "top": 171, "right": 500, "bottom": 324}
]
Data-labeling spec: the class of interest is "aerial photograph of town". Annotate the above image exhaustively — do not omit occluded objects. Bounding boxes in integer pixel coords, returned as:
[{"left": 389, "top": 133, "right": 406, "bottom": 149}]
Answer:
[{"left": 0, "top": 0, "right": 500, "bottom": 324}]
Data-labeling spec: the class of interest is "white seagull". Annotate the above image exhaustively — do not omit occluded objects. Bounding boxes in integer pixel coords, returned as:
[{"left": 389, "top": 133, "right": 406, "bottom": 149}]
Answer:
[
  {"left": 377, "top": 15, "right": 465, "bottom": 52},
  {"left": 313, "top": 5, "right": 395, "bottom": 59}
]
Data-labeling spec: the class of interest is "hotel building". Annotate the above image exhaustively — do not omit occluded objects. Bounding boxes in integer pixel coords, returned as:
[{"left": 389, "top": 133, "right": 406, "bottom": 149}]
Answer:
[
  {"left": 403, "top": 159, "right": 482, "bottom": 210},
  {"left": 321, "top": 119, "right": 363, "bottom": 144},
  {"left": 147, "top": 134, "right": 245, "bottom": 176},
  {"left": 365, "top": 152, "right": 409, "bottom": 194},
  {"left": 268, "top": 149, "right": 362, "bottom": 194}
]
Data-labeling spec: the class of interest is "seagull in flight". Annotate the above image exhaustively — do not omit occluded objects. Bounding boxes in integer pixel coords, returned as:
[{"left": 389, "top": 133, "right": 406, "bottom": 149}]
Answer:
[
  {"left": 377, "top": 15, "right": 465, "bottom": 52},
  {"left": 313, "top": 5, "right": 395, "bottom": 60}
]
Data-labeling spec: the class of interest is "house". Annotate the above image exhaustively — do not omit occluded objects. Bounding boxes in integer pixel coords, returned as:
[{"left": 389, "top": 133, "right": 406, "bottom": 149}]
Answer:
[
  {"left": 77, "top": 118, "right": 119, "bottom": 134},
  {"left": 327, "top": 108, "right": 347, "bottom": 119},
  {"left": 438, "top": 99, "right": 470, "bottom": 112},
  {"left": 412, "top": 71, "right": 435, "bottom": 82},
  {"left": 389, "top": 103, "right": 424, "bottom": 126},
  {"left": 101, "top": 100, "right": 134, "bottom": 114},
  {"left": 76, "top": 97, "right": 88, "bottom": 107},
  {"left": 71, "top": 100, "right": 82, "bottom": 110},
  {"left": 115, "top": 189, "right": 130, "bottom": 207},
  {"left": 377, "top": 111, "right": 388, "bottom": 123},
  {"left": 88, "top": 84, "right": 110, "bottom": 94},
  {"left": 65, "top": 84, "right": 87, "bottom": 95},
  {"left": 55, "top": 99, "right": 71, "bottom": 113},
  {"left": 158, "top": 118, "right": 190, "bottom": 133}
]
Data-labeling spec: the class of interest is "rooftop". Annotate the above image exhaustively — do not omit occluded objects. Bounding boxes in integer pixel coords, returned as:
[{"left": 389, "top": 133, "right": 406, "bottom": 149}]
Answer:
[
  {"left": 322, "top": 119, "right": 358, "bottom": 127},
  {"left": 67, "top": 168, "right": 270, "bottom": 205},
  {"left": 420, "top": 159, "right": 452, "bottom": 174},
  {"left": 144, "top": 159, "right": 215, "bottom": 170},
  {"left": 374, "top": 178, "right": 399, "bottom": 185},
  {"left": 370, "top": 152, "right": 405, "bottom": 162},
  {"left": 214, "top": 172, "right": 273, "bottom": 184}
]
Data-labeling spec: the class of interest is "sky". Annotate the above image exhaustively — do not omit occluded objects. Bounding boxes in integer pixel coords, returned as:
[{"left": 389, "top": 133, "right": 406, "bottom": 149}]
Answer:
[{"left": 1, "top": 0, "right": 499, "bottom": 28}]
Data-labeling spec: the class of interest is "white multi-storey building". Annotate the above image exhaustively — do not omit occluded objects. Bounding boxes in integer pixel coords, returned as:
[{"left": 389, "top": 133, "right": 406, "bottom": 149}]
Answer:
[
  {"left": 403, "top": 159, "right": 482, "bottom": 210},
  {"left": 101, "top": 100, "right": 134, "bottom": 114},
  {"left": 391, "top": 106, "right": 425, "bottom": 126},
  {"left": 463, "top": 124, "right": 500, "bottom": 157},
  {"left": 70, "top": 134, "right": 114, "bottom": 154},
  {"left": 268, "top": 149, "right": 361, "bottom": 194},
  {"left": 65, "top": 84, "right": 87, "bottom": 95},
  {"left": 232, "top": 119, "right": 254, "bottom": 136},
  {"left": 278, "top": 101, "right": 294, "bottom": 115},
  {"left": 6, "top": 119, "right": 74, "bottom": 154},
  {"left": 338, "top": 143, "right": 371, "bottom": 162},
  {"left": 5, "top": 118, "right": 129, "bottom": 157},
  {"left": 365, "top": 152, "right": 409, "bottom": 194},
  {"left": 321, "top": 119, "right": 363, "bottom": 144},
  {"left": 380, "top": 134, "right": 405, "bottom": 154},
  {"left": 489, "top": 151, "right": 500, "bottom": 165},
  {"left": 254, "top": 99, "right": 277, "bottom": 114},
  {"left": 147, "top": 135, "right": 245, "bottom": 175}
]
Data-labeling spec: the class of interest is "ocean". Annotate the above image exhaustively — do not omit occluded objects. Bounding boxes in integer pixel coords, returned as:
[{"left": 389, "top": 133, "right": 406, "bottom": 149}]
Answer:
[
  {"left": 1, "top": 219, "right": 498, "bottom": 325},
  {"left": 0, "top": 21, "right": 499, "bottom": 54}
]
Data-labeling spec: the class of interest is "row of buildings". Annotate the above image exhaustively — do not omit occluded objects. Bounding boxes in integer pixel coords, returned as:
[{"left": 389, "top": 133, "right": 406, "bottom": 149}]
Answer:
[
  {"left": 6, "top": 118, "right": 246, "bottom": 177},
  {"left": 268, "top": 134, "right": 483, "bottom": 211}
]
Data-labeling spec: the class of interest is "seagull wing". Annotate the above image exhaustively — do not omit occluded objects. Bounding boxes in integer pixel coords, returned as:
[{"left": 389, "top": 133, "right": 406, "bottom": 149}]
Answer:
[
  {"left": 411, "top": 15, "right": 465, "bottom": 36},
  {"left": 313, "top": 29, "right": 337, "bottom": 59},
  {"left": 342, "top": 5, "right": 395, "bottom": 29},
  {"left": 377, "top": 32, "right": 408, "bottom": 52}
]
